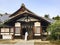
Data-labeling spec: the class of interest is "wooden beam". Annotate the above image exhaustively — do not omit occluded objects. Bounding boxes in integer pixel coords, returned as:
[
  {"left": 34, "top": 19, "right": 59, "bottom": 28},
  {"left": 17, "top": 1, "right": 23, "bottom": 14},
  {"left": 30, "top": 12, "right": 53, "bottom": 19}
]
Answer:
[{"left": 33, "top": 26, "right": 35, "bottom": 34}]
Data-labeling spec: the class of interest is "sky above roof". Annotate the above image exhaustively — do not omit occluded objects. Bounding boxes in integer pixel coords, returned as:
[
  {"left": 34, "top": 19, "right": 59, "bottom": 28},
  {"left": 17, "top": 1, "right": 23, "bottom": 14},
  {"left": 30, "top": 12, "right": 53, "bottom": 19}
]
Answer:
[{"left": 0, "top": 0, "right": 60, "bottom": 18}]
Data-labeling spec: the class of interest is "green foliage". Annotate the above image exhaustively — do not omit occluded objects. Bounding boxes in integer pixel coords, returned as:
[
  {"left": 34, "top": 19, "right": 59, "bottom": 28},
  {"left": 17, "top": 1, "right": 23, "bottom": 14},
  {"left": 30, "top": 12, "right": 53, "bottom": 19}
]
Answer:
[
  {"left": 44, "top": 14, "right": 49, "bottom": 18},
  {"left": 47, "top": 20, "right": 60, "bottom": 40},
  {"left": 50, "top": 40, "right": 60, "bottom": 45},
  {"left": 52, "top": 15, "right": 60, "bottom": 20}
]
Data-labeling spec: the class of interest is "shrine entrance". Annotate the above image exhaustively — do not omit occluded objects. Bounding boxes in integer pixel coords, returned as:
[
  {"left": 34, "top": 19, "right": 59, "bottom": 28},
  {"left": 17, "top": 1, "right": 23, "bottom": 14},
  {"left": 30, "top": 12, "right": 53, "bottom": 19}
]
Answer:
[{"left": 21, "top": 22, "right": 34, "bottom": 39}]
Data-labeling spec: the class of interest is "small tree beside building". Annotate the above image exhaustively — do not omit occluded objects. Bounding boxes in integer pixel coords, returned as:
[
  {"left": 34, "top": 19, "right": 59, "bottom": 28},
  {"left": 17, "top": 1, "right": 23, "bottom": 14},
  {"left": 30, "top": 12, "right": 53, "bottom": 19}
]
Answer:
[
  {"left": 47, "top": 20, "right": 60, "bottom": 40},
  {"left": 52, "top": 15, "right": 60, "bottom": 20}
]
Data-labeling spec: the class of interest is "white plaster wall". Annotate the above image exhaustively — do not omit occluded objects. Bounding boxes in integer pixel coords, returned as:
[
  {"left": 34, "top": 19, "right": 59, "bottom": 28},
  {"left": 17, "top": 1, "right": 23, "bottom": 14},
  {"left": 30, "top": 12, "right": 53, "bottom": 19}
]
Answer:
[
  {"left": 1, "top": 33, "right": 9, "bottom": 35},
  {"left": 2, "top": 35, "right": 12, "bottom": 39},
  {"left": 34, "top": 34, "right": 41, "bottom": 36},
  {"left": 15, "top": 34, "right": 21, "bottom": 36}
]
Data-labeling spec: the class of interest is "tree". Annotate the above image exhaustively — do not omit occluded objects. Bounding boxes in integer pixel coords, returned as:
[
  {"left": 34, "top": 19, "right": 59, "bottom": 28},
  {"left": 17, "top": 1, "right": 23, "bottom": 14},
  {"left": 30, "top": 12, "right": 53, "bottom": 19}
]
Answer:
[
  {"left": 44, "top": 14, "right": 49, "bottom": 18},
  {"left": 52, "top": 15, "right": 60, "bottom": 20},
  {"left": 47, "top": 20, "right": 60, "bottom": 40}
]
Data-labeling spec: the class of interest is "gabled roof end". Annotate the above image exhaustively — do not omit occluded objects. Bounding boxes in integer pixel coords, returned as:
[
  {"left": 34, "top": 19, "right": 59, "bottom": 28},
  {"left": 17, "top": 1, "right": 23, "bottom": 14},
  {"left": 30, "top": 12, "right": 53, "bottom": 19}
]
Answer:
[{"left": 21, "top": 3, "right": 25, "bottom": 7}]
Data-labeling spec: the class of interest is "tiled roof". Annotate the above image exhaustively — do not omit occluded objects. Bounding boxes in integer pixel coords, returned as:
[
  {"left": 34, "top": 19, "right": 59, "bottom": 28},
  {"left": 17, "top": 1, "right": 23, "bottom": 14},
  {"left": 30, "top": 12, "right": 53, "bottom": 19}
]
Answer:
[
  {"left": 0, "top": 13, "right": 54, "bottom": 24},
  {"left": 0, "top": 14, "right": 11, "bottom": 23}
]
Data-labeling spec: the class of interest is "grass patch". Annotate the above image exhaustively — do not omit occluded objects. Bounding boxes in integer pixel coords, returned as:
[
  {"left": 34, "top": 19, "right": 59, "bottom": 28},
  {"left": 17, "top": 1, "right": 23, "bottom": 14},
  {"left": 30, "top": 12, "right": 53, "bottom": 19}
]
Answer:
[
  {"left": 50, "top": 40, "right": 60, "bottom": 45},
  {"left": 34, "top": 40, "right": 60, "bottom": 45}
]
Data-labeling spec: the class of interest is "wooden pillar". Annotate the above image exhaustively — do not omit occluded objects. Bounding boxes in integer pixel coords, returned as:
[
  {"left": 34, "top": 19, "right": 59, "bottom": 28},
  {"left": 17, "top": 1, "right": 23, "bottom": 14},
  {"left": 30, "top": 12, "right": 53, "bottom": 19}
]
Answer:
[
  {"left": 40, "top": 24, "right": 42, "bottom": 34},
  {"left": 33, "top": 26, "right": 35, "bottom": 34},
  {"left": 9, "top": 27, "right": 10, "bottom": 35},
  {"left": 12, "top": 27, "right": 15, "bottom": 40},
  {"left": 19, "top": 22, "right": 21, "bottom": 38},
  {"left": 33, "top": 26, "right": 35, "bottom": 39},
  {"left": 20, "top": 24, "right": 21, "bottom": 34},
  {"left": 21, "top": 24, "right": 22, "bottom": 39}
]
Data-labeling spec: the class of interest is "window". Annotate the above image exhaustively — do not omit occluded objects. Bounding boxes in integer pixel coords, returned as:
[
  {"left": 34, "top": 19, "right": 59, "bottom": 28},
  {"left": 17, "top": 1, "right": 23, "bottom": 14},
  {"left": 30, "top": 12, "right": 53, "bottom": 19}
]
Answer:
[
  {"left": 34, "top": 22, "right": 41, "bottom": 34},
  {"left": 15, "top": 22, "right": 21, "bottom": 34},
  {"left": 35, "top": 26, "right": 40, "bottom": 33},
  {"left": 15, "top": 27, "right": 20, "bottom": 34},
  {"left": 1, "top": 28, "right": 4, "bottom": 32},
  {"left": 15, "top": 22, "right": 21, "bottom": 27},
  {"left": 1, "top": 28, "right": 9, "bottom": 32},
  {"left": 10, "top": 28, "right": 13, "bottom": 32}
]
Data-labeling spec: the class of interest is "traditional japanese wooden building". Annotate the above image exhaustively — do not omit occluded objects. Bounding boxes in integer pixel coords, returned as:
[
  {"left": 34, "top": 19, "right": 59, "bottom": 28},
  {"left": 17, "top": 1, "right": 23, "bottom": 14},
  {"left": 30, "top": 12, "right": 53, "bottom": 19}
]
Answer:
[{"left": 0, "top": 4, "right": 51, "bottom": 40}]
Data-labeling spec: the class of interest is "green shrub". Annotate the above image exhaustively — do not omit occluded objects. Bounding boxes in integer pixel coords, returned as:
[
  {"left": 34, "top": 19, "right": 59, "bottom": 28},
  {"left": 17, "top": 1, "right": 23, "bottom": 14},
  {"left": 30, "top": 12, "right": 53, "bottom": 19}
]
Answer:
[{"left": 47, "top": 20, "right": 60, "bottom": 40}]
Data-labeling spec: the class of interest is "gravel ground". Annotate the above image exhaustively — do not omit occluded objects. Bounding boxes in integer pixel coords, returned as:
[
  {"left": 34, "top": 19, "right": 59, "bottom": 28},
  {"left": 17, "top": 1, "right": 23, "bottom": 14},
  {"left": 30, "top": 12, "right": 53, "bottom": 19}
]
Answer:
[{"left": 0, "top": 39, "right": 59, "bottom": 45}]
